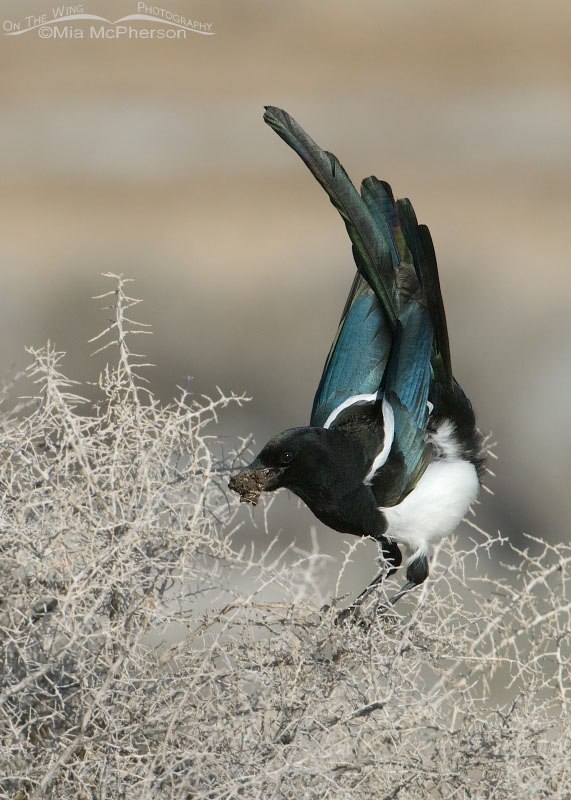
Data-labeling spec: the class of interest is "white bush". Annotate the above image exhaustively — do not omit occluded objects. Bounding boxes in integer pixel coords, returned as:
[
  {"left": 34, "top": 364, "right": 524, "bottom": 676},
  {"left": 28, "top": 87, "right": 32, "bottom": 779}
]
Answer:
[{"left": 0, "top": 276, "right": 568, "bottom": 799}]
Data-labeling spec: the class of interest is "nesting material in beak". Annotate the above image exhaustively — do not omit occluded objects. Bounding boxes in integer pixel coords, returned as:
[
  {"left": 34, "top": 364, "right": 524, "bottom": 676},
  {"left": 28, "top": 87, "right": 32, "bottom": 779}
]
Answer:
[{"left": 228, "top": 469, "right": 272, "bottom": 505}]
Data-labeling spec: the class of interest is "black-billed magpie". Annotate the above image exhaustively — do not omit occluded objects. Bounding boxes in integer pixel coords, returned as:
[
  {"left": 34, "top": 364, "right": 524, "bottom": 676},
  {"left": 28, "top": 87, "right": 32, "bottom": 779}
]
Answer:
[{"left": 229, "top": 107, "right": 486, "bottom": 614}]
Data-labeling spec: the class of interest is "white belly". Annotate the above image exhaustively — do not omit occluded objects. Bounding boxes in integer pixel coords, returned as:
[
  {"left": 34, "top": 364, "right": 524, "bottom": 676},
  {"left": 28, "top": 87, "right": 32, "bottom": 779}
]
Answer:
[{"left": 379, "top": 458, "right": 479, "bottom": 562}]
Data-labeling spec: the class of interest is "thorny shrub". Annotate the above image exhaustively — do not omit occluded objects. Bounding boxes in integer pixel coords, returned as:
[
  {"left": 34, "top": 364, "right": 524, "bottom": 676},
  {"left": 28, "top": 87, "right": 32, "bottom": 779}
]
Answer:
[{"left": 0, "top": 275, "right": 569, "bottom": 799}]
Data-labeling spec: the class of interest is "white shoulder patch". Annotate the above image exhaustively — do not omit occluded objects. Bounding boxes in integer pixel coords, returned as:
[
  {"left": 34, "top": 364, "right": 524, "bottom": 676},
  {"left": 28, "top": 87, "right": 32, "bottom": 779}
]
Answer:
[
  {"left": 364, "top": 397, "right": 395, "bottom": 484},
  {"left": 323, "top": 392, "right": 377, "bottom": 429}
]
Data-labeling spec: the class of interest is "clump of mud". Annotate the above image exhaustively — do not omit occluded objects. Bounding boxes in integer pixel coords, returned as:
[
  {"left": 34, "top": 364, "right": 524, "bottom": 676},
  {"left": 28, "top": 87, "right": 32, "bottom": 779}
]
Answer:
[{"left": 228, "top": 469, "right": 270, "bottom": 505}]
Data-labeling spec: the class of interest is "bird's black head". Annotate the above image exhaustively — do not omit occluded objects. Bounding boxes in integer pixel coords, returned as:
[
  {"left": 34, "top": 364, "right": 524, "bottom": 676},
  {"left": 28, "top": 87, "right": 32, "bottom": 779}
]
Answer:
[{"left": 228, "top": 426, "right": 333, "bottom": 504}]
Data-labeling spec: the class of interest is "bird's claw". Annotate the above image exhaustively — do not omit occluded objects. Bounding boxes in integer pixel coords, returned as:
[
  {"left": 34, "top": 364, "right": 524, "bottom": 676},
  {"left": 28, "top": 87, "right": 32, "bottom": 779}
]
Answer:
[
  {"left": 321, "top": 599, "right": 400, "bottom": 629},
  {"left": 320, "top": 602, "right": 365, "bottom": 627},
  {"left": 335, "top": 604, "right": 362, "bottom": 625}
]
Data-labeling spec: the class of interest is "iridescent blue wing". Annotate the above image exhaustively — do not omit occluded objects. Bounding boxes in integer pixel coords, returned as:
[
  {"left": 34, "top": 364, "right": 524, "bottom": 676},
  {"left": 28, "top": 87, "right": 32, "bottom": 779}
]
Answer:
[
  {"left": 370, "top": 303, "right": 433, "bottom": 506},
  {"left": 310, "top": 273, "right": 391, "bottom": 427}
]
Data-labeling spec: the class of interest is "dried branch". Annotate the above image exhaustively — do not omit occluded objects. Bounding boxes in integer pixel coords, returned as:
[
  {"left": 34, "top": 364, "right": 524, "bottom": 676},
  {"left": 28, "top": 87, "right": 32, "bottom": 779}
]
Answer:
[{"left": 0, "top": 275, "right": 568, "bottom": 800}]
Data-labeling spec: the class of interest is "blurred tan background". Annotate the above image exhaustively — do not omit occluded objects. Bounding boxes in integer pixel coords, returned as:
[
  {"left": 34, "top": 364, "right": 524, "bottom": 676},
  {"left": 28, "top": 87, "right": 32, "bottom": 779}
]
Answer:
[{"left": 1, "top": 0, "right": 570, "bottom": 571}]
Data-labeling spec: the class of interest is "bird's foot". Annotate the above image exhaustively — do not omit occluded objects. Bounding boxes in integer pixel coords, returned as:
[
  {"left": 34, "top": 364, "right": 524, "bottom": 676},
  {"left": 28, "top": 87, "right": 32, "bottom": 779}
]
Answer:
[
  {"left": 334, "top": 604, "right": 362, "bottom": 626},
  {"left": 374, "top": 602, "right": 400, "bottom": 625},
  {"left": 320, "top": 602, "right": 365, "bottom": 627},
  {"left": 321, "top": 601, "right": 393, "bottom": 630}
]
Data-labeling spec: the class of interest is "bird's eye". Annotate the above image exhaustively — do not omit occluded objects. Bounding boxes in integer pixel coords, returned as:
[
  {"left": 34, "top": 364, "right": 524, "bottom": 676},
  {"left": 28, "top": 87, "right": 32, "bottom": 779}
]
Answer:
[{"left": 280, "top": 451, "right": 294, "bottom": 465}]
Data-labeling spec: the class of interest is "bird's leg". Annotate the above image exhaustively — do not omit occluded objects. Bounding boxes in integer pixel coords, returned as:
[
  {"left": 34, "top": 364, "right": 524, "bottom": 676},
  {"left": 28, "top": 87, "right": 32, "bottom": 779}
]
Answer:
[
  {"left": 334, "top": 570, "right": 385, "bottom": 623},
  {"left": 335, "top": 539, "right": 402, "bottom": 623},
  {"left": 387, "top": 551, "right": 428, "bottom": 606}
]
